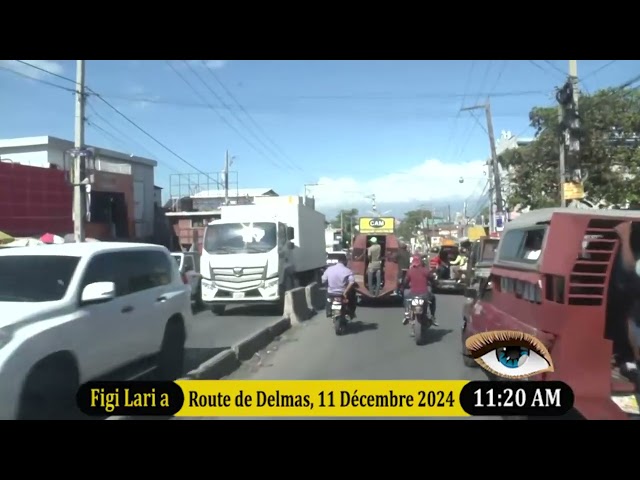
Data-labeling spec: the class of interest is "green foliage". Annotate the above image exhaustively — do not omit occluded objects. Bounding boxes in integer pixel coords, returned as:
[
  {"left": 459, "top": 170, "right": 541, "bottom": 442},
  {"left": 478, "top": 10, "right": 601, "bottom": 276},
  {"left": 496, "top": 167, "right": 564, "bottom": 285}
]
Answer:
[
  {"left": 501, "top": 88, "right": 640, "bottom": 209},
  {"left": 330, "top": 208, "right": 358, "bottom": 247},
  {"left": 397, "top": 209, "right": 431, "bottom": 240}
]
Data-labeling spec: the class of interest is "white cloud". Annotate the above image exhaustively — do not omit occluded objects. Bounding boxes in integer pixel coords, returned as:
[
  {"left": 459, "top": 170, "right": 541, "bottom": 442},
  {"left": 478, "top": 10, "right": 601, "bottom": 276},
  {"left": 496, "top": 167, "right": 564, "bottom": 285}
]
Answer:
[
  {"left": 307, "top": 158, "right": 488, "bottom": 208},
  {"left": 0, "top": 60, "right": 65, "bottom": 80},
  {"left": 185, "top": 60, "right": 227, "bottom": 69}
]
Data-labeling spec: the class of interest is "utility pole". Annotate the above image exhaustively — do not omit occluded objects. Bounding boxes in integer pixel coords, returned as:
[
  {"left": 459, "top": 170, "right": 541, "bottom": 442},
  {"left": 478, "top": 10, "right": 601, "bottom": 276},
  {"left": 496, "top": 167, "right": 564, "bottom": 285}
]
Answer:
[
  {"left": 558, "top": 105, "right": 566, "bottom": 206},
  {"left": 72, "top": 60, "right": 86, "bottom": 243},
  {"left": 557, "top": 60, "right": 582, "bottom": 207},
  {"left": 223, "top": 150, "right": 230, "bottom": 205},
  {"left": 461, "top": 100, "right": 504, "bottom": 234}
]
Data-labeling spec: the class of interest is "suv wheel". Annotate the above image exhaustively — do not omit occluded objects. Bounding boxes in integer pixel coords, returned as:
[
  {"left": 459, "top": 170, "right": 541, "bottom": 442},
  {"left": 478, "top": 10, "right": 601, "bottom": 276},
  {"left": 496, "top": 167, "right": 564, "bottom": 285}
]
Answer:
[
  {"left": 157, "top": 317, "right": 186, "bottom": 381},
  {"left": 18, "top": 357, "right": 79, "bottom": 420}
]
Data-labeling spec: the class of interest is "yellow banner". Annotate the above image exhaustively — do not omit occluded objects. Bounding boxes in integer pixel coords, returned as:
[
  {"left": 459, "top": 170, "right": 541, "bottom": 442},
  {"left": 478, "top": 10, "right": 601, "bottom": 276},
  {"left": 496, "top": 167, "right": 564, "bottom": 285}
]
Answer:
[
  {"left": 358, "top": 217, "right": 395, "bottom": 235},
  {"left": 175, "top": 380, "right": 469, "bottom": 417}
]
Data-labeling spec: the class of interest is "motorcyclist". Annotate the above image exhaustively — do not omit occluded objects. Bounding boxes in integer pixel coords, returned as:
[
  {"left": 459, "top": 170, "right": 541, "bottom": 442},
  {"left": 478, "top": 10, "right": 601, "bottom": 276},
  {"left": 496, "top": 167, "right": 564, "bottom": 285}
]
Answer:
[
  {"left": 322, "top": 254, "right": 357, "bottom": 319},
  {"left": 450, "top": 248, "right": 468, "bottom": 282},
  {"left": 402, "top": 254, "right": 438, "bottom": 326}
]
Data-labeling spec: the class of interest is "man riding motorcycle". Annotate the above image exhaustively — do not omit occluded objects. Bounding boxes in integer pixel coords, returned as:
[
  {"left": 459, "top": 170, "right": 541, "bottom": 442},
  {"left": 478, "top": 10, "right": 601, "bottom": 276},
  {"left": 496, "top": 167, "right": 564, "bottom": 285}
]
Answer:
[
  {"left": 450, "top": 248, "right": 468, "bottom": 282},
  {"left": 322, "top": 254, "right": 357, "bottom": 319},
  {"left": 402, "top": 255, "right": 438, "bottom": 326}
]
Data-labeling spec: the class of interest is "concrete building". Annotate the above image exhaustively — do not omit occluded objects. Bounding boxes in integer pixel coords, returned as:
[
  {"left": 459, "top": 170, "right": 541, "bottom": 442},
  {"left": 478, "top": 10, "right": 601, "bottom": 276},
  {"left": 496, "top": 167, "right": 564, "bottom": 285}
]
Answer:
[{"left": 0, "top": 135, "right": 158, "bottom": 238}]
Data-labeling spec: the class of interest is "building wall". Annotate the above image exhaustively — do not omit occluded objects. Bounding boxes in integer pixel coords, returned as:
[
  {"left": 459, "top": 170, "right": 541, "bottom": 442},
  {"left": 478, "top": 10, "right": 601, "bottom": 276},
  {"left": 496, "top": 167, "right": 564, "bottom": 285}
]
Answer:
[
  {"left": 0, "top": 149, "right": 49, "bottom": 167},
  {"left": 0, "top": 140, "right": 155, "bottom": 238}
]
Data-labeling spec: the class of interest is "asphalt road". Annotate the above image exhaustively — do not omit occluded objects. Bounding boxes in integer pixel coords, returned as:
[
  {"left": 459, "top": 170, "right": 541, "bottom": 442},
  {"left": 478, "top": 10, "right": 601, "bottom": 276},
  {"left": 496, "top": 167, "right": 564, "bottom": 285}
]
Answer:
[
  {"left": 183, "top": 304, "right": 282, "bottom": 375},
  {"left": 178, "top": 294, "right": 497, "bottom": 420}
]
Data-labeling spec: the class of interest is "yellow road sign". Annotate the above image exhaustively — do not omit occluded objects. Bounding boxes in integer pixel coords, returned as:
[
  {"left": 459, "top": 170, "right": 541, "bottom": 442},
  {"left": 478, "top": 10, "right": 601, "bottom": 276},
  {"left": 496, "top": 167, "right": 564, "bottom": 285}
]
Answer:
[{"left": 563, "top": 182, "right": 585, "bottom": 200}]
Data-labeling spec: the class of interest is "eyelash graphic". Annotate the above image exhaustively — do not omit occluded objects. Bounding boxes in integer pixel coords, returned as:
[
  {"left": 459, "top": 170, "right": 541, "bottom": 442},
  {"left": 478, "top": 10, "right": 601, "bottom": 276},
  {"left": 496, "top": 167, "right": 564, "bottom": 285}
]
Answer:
[{"left": 465, "top": 330, "right": 554, "bottom": 379}]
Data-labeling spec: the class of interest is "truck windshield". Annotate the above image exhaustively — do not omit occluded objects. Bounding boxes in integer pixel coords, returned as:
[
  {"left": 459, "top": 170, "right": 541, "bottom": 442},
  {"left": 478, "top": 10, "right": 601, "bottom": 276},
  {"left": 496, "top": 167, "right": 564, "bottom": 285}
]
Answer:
[
  {"left": 204, "top": 222, "right": 278, "bottom": 254},
  {"left": 0, "top": 255, "right": 80, "bottom": 302}
]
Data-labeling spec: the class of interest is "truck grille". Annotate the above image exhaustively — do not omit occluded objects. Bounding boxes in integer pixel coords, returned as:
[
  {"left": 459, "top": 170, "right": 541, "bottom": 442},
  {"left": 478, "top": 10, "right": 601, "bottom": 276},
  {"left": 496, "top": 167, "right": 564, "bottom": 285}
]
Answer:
[{"left": 211, "top": 266, "right": 265, "bottom": 291}]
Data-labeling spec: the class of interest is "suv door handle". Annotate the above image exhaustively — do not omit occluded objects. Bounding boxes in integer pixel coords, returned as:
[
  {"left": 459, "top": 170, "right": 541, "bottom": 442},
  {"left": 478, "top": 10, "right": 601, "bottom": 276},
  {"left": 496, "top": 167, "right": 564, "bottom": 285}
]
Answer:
[
  {"left": 156, "top": 296, "right": 167, "bottom": 303},
  {"left": 121, "top": 306, "right": 134, "bottom": 313}
]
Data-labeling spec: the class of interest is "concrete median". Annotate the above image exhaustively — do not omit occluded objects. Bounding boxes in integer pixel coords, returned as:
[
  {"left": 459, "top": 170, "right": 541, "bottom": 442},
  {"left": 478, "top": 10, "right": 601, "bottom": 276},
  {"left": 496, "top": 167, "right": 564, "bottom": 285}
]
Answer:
[
  {"left": 284, "top": 286, "right": 312, "bottom": 325},
  {"left": 304, "top": 282, "right": 323, "bottom": 313}
]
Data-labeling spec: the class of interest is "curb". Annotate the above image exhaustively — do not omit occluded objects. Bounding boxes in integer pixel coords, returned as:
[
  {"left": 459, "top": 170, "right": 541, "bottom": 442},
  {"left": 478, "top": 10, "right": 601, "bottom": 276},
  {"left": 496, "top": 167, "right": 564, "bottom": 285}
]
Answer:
[{"left": 104, "top": 315, "right": 298, "bottom": 420}]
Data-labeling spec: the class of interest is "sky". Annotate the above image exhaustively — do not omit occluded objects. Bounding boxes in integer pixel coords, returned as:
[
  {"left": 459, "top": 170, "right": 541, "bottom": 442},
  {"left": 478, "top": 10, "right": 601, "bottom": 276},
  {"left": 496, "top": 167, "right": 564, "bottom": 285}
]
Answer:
[{"left": 0, "top": 59, "right": 638, "bottom": 219}]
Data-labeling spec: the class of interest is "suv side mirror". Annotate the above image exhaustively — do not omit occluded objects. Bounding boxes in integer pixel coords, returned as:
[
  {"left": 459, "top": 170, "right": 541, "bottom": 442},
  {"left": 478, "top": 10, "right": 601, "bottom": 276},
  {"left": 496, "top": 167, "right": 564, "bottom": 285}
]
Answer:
[
  {"left": 286, "top": 226, "right": 295, "bottom": 240},
  {"left": 81, "top": 281, "right": 116, "bottom": 305},
  {"left": 464, "top": 287, "right": 477, "bottom": 300}
]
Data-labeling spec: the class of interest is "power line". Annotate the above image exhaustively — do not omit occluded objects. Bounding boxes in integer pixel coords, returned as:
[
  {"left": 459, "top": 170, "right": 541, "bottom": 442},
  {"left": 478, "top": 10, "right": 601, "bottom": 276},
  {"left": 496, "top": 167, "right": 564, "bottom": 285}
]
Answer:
[
  {"left": 201, "top": 60, "right": 301, "bottom": 172},
  {"left": 167, "top": 60, "right": 293, "bottom": 172},
  {"left": 582, "top": 60, "right": 618, "bottom": 81},
  {"left": 12, "top": 60, "right": 221, "bottom": 187},
  {"left": 184, "top": 61, "right": 299, "bottom": 172}
]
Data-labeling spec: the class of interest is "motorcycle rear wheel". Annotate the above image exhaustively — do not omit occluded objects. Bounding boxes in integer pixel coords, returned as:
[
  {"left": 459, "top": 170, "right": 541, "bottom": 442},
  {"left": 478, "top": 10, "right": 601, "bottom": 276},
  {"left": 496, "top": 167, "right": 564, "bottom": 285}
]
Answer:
[
  {"left": 413, "top": 316, "right": 425, "bottom": 345},
  {"left": 334, "top": 316, "right": 344, "bottom": 336}
]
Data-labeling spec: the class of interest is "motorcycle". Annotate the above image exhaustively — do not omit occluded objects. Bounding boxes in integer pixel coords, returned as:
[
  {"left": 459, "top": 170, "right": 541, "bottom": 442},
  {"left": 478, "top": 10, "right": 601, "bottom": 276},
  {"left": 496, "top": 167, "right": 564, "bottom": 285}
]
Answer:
[
  {"left": 409, "top": 296, "right": 433, "bottom": 345},
  {"left": 329, "top": 296, "right": 350, "bottom": 335}
]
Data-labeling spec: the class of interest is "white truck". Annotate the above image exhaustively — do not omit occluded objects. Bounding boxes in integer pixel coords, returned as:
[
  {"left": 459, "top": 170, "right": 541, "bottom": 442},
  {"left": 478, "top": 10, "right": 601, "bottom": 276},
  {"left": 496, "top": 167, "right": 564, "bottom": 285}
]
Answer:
[{"left": 200, "top": 195, "right": 327, "bottom": 315}]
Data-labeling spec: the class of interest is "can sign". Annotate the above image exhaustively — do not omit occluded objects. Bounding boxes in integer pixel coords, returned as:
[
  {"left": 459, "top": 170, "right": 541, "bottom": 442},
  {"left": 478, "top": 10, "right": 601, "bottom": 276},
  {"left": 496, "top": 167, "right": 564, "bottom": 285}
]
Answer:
[{"left": 369, "top": 218, "right": 385, "bottom": 228}]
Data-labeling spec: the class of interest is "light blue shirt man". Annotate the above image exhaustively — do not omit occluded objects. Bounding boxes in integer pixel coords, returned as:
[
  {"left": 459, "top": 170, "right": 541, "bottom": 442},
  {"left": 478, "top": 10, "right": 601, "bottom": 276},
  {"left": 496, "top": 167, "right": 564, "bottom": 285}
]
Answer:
[{"left": 322, "top": 262, "right": 355, "bottom": 295}]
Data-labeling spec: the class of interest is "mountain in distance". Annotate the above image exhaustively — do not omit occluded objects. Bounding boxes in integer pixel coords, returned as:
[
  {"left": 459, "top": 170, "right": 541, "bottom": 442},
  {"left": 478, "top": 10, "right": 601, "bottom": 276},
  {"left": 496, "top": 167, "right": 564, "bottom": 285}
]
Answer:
[{"left": 317, "top": 196, "right": 487, "bottom": 223}]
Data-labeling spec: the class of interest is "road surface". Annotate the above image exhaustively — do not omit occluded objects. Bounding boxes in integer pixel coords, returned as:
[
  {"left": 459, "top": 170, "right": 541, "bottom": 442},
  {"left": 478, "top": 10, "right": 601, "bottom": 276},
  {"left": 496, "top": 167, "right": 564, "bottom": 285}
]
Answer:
[
  {"left": 178, "top": 294, "right": 497, "bottom": 420},
  {"left": 183, "top": 304, "right": 282, "bottom": 374}
]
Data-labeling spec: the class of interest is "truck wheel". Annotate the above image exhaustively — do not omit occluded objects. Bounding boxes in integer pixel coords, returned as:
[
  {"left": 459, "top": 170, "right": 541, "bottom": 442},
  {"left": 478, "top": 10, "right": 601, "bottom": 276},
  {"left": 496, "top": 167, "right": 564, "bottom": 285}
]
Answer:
[
  {"left": 18, "top": 355, "right": 79, "bottom": 420},
  {"left": 211, "top": 305, "right": 226, "bottom": 316},
  {"left": 194, "top": 283, "right": 204, "bottom": 310},
  {"left": 157, "top": 316, "right": 186, "bottom": 381}
]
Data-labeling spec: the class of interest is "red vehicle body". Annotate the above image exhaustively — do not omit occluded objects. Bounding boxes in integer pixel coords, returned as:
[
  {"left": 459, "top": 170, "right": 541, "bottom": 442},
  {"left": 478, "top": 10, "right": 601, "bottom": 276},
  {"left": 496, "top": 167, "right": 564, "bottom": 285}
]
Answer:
[
  {"left": 462, "top": 208, "right": 640, "bottom": 420},
  {"left": 350, "top": 233, "right": 399, "bottom": 300}
]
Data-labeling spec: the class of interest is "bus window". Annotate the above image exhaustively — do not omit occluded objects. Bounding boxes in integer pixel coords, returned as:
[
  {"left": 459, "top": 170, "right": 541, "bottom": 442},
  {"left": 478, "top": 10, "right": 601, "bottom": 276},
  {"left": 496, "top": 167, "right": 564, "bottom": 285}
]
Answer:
[{"left": 498, "top": 227, "right": 546, "bottom": 263}]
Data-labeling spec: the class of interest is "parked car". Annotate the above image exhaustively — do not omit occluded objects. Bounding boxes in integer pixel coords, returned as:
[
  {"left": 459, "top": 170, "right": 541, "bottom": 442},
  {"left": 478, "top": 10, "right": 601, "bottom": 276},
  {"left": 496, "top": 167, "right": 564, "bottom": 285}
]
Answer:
[
  {"left": 171, "top": 251, "right": 203, "bottom": 308},
  {"left": 0, "top": 242, "right": 193, "bottom": 420}
]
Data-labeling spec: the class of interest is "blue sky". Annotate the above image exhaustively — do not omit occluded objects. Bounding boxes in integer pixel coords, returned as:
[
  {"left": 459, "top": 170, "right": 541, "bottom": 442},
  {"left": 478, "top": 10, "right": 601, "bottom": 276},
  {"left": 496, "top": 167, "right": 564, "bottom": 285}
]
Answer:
[{"left": 0, "top": 60, "right": 638, "bottom": 215}]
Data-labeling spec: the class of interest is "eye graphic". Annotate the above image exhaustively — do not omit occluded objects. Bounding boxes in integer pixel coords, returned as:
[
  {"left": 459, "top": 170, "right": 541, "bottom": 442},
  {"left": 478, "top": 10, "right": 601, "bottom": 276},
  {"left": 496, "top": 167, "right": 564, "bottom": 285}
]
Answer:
[{"left": 465, "top": 330, "right": 554, "bottom": 379}]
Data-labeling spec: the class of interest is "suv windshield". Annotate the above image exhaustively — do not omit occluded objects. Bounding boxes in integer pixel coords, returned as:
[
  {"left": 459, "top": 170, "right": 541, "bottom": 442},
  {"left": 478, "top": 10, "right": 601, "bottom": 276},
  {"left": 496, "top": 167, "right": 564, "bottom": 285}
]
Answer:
[
  {"left": 0, "top": 255, "right": 80, "bottom": 302},
  {"left": 204, "top": 222, "right": 278, "bottom": 254}
]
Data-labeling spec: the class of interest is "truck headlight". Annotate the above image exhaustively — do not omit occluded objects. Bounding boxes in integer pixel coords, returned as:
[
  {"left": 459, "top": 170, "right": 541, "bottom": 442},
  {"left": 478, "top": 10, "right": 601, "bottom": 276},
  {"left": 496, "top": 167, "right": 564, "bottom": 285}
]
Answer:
[{"left": 263, "top": 277, "right": 279, "bottom": 288}]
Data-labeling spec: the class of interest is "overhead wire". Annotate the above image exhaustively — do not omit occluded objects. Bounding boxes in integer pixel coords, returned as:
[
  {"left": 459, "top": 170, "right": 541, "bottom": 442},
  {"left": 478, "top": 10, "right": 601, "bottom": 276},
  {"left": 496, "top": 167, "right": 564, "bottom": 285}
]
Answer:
[
  {"left": 11, "top": 60, "right": 222, "bottom": 187},
  {"left": 201, "top": 60, "right": 303, "bottom": 172},
  {"left": 167, "top": 60, "right": 293, "bottom": 173}
]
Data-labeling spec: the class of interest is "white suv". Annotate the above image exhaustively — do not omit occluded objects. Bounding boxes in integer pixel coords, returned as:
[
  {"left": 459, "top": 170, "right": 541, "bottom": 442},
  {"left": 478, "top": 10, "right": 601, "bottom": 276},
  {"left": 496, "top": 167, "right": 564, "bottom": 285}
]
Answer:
[{"left": 0, "top": 242, "right": 193, "bottom": 420}]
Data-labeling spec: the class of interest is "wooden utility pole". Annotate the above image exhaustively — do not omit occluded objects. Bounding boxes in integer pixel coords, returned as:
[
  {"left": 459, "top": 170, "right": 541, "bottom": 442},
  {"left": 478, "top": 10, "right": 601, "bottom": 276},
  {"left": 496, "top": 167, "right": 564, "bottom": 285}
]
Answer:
[
  {"left": 73, "top": 60, "right": 86, "bottom": 243},
  {"left": 461, "top": 100, "right": 504, "bottom": 234},
  {"left": 223, "top": 150, "right": 230, "bottom": 205}
]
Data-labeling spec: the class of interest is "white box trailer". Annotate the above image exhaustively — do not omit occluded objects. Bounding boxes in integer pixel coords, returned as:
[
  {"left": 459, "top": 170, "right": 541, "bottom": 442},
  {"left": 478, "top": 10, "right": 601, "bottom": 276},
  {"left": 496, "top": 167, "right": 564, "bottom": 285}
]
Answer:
[{"left": 200, "top": 195, "right": 327, "bottom": 315}]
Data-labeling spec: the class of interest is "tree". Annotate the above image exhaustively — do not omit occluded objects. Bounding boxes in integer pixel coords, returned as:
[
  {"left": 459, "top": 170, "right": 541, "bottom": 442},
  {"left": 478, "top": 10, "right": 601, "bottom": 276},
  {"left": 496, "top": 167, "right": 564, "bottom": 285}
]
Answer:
[
  {"left": 397, "top": 209, "right": 432, "bottom": 240},
  {"left": 500, "top": 88, "right": 640, "bottom": 210},
  {"left": 330, "top": 208, "right": 358, "bottom": 246}
]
